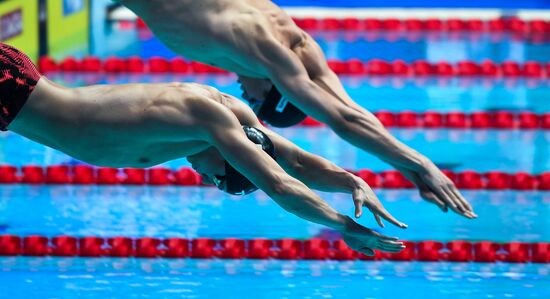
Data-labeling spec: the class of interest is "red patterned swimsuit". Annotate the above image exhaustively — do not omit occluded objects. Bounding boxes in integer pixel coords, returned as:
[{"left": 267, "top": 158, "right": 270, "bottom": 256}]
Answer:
[{"left": 0, "top": 42, "right": 41, "bottom": 131}]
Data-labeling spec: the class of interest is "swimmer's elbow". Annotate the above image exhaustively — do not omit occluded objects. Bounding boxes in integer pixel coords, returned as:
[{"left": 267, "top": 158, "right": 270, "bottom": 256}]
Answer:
[
  {"left": 325, "top": 108, "right": 357, "bottom": 135},
  {"left": 327, "top": 106, "right": 383, "bottom": 137},
  {"left": 261, "top": 174, "right": 299, "bottom": 201},
  {"left": 263, "top": 177, "right": 288, "bottom": 198},
  {"left": 287, "top": 151, "right": 306, "bottom": 178}
]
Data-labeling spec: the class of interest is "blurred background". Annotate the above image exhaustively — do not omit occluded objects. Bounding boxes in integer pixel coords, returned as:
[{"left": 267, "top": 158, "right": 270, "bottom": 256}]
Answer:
[
  {"left": 3, "top": 0, "right": 550, "bottom": 61},
  {"left": 0, "top": 0, "right": 549, "bottom": 298}
]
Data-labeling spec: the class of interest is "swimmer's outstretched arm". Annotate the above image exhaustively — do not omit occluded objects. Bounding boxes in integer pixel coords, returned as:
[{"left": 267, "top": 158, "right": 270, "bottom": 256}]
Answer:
[
  {"left": 193, "top": 98, "right": 404, "bottom": 255},
  {"left": 225, "top": 94, "right": 405, "bottom": 228},
  {"left": 260, "top": 126, "right": 407, "bottom": 229},
  {"left": 253, "top": 36, "right": 476, "bottom": 219}
]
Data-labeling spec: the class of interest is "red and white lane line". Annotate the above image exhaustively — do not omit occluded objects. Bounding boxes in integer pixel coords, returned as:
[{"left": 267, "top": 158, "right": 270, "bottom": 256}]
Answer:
[
  {"left": 1, "top": 165, "right": 549, "bottom": 190},
  {"left": 0, "top": 235, "right": 549, "bottom": 263}
]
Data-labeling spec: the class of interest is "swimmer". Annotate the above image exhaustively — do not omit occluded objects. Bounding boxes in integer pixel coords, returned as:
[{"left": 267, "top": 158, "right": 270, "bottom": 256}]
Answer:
[
  {"left": 117, "top": 0, "right": 477, "bottom": 219},
  {"left": 0, "top": 42, "right": 405, "bottom": 255}
]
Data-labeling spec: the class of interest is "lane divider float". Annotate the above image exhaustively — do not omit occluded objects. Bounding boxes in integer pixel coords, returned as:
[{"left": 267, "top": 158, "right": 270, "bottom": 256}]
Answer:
[
  {"left": 38, "top": 56, "right": 550, "bottom": 78},
  {"left": 291, "top": 17, "right": 550, "bottom": 33},
  {"left": 133, "top": 17, "right": 550, "bottom": 34},
  {"left": 302, "top": 111, "right": 550, "bottom": 130},
  {"left": 0, "top": 235, "right": 549, "bottom": 263},
  {"left": 0, "top": 165, "right": 549, "bottom": 190}
]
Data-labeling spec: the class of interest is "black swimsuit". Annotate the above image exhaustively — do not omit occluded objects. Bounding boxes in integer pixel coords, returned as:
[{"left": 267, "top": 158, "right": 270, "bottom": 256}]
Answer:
[{"left": 0, "top": 42, "right": 41, "bottom": 131}]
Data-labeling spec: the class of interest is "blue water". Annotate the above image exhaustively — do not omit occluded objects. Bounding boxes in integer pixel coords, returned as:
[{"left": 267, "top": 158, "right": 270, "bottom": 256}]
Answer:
[
  {"left": 90, "top": 25, "right": 550, "bottom": 63},
  {"left": 0, "top": 185, "right": 549, "bottom": 242},
  {"left": 46, "top": 73, "right": 550, "bottom": 113},
  {"left": 2, "top": 129, "right": 549, "bottom": 173},
  {"left": 1, "top": 259, "right": 549, "bottom": 299},
  {"left": 273, "top": 0, "right": 550, "bottom": 9},
  {"left": 312, "top": 31, "right": 550, "bottom": 62},
  {"left": 3, "top": 20, "right": 550, "bottom": 298}
]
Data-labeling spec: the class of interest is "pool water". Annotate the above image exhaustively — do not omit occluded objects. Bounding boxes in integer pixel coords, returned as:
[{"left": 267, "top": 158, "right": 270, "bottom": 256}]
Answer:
[
  {"left": 0, "top": 186, "right": 549, "bottom": 242},
  {"left": 1, "top": 16, "right": 550, "bottom": 299},
  {"left": 92, "top": 25, "right": 550, "bottom": 63},
  {"left": 1, "top": 259, "right": 550, "bottom": 299}
]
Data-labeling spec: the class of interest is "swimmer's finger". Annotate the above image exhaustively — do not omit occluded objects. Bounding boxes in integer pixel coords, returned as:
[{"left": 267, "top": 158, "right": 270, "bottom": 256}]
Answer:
[
  {"left": 377, "top": 242, "right": 405, "bottom": 252},
  {"left": 378, "top": 242, "right": 406, "bottom": 250},
  {"left": 464, "top": 211, "right": 476, "bottom": 219},
  {"left": 445, "top": 187, "right": 469, "bottom": 214},
  {"left": 441, "top": 188, "right": 472, "bottom": 218},
  {"left": 354, "top": 199, "right": 363, "bottom": 218},
  {"left": 421, "top": 190, "right": 447, "bottom": 212},
  {"left": 377, "top": 244, "right": 404, "bottom": 252},
  {"left": 378, "top": 239, "right": 404, "bottom": 246},
  {"left": 440, "top": 188, "right": 462, "bottom": 213},
  {"left": 373, "top": 213, "right": 385, "bottom": 228},
  {"left": 451, "top": 188, "right": 476, "bottom": 216},
  {"left": 374, "top": 233, "right": 399, "bottom": 241},
  {"left": 372, "top": 206, "right": 408, "bottom": 229},
  {"left": 360, "top": 247, "right": 375, "bottom": 256}
]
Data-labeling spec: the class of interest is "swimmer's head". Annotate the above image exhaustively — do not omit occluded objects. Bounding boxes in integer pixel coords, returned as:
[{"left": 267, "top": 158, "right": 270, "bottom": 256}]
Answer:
[
  {"left": 187, "top": 126, "right": 276, "bottom": 195},
  {"left": 238, "top": 76, "right": 307, "bottom": 128},
  {"left": 187, "top": 147, "right": 225, "bottom": 185}
]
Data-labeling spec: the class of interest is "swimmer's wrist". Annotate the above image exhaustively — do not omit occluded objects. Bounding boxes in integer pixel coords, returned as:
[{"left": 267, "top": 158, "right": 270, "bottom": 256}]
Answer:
[
  {"left": 337, "top": 215, "right": 356, "bottom": 232},
  {"left": 349, "top": 175, "right": 365, "bottom": 192},
  {"left": 324, "top": 213, "right": 353, "bottom": 232},
  {"left": 414, "top": 156, "right": 436, "bottom": 173},
  {"left": 400, "top": 153, "right": 430, "bottom": 172}
]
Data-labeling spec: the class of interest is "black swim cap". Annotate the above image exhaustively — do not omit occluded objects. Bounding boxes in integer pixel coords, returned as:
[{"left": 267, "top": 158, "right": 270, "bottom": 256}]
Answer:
[
  {"left": 212, "top": 126, "right": 276, "bottom": 195},
  {"left": 252, "top": 86, "right": 307, "bottom": 128}
]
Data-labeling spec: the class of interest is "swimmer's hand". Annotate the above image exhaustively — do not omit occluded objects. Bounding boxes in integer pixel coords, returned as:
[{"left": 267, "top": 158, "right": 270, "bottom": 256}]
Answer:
[
  {"left": 392, "top": 161, "right": 477, "bottom": 219},
  {"left": 352, "top": 178, "right": 408, "bottom": 229},
  {"left": 341, "top": 216, "right": 405, "bottom": 256}
]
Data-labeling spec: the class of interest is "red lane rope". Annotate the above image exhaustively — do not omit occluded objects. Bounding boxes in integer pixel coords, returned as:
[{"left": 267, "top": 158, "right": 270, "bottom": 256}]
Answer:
[
  {"left": 302, "top": 111, "right": 550, "bottom": 130},
  {"left": 293, "top": 17, "right": 550, "bottom": 34},
  {"left": 0, "top": 165, "right": 549, "bottom": 190},
  {"left": 0, "top": 235, "right": 548, "bottom": 263},
  {"left": 38, "top": 56, "right": 550, "bottom": 78},
  {"left": 133, "top": 17, "right": 550, "bottom": 34}
]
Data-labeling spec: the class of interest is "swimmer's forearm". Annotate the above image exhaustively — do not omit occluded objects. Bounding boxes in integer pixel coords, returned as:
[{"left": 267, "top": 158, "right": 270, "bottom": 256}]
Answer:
[
  {"left": 268, "top": 178, "right": 349, "bottom": 230},
  {"left": 270, "top": 70, "right": 428, "bottom": 171},
  {"left": 207, "top": 120, "right": 350, "bottom": 231},
  {"left": 261, "top": 127, "right": 361, "bottom": 194},
  {"left": 332, "top": 109, "right": 428, "bottom": 170},
  {"left": 281, "top": 75, "right": 426, "bottom": 169},
  {"left": 288, "top": 151, "right": 360, "bottom": 193}
]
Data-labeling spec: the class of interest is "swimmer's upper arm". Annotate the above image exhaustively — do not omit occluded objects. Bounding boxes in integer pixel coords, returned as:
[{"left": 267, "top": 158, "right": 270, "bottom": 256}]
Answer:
[
  {"left": 197, "top": 98, "right": 348, "bottom": 231},
  {"left": 219, "top": 94, "right": 307, "bottom": 176},
  {"left": 199, "top": 102, "right": 291, "bottom": 197},
  {"left": 254, "top": 37, "right": 309, "bottom": 82},
  {"left": 246, "top": 122, "right": 307, "bottom": 177},
  {"left": 252, "top": 38, "right": 343, "bottom": 124}
]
